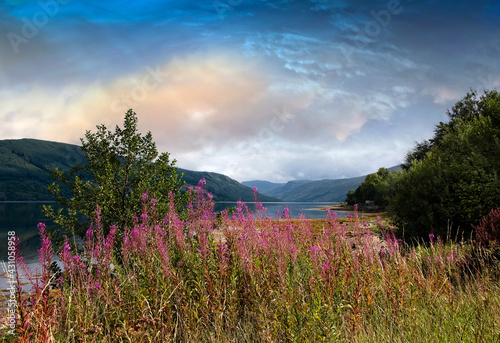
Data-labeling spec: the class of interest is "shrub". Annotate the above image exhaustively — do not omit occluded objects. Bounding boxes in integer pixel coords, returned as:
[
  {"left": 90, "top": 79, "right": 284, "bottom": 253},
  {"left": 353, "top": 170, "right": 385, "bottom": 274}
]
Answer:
[{"left": 475, "top": 207, "right": 500, "bottom": 246}]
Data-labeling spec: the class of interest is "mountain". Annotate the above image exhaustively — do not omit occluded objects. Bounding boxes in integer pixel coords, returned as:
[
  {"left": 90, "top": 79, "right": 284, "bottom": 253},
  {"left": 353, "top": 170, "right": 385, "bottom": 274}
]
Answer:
[
  {"left": 0, "top": 139, "right": 279, "bottom": 202},
  {"left": 240, "top": 180, "right": 286, "bottom": 194},
  {"left": 178, "top": 169, "right": 278, "bottom": 202},
  {"left": 243, "top": 166, "right": 402, "bottom": 202},
  {"left": 0, "top": 139, "right": 87, "bottom": 201}
]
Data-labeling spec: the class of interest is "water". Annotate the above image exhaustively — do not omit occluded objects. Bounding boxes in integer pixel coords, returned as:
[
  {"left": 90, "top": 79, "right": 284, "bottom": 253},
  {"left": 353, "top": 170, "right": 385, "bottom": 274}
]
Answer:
[
  {"left": 0, "top": 202, "right": 55, "bottom": 263},
  {"left": 214, "top": 201, "right": 344, "bottom": 220}
]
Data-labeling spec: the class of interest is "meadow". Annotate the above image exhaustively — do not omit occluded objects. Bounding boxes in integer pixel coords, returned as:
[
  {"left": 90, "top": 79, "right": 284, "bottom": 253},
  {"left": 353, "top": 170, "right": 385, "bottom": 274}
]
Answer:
[{"left": 1, "top": 181, "right": 499, "bottom": 342}]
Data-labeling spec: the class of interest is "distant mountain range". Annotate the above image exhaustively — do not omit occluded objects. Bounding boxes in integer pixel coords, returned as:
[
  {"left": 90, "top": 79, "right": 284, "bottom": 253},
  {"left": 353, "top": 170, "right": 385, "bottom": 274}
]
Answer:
[
  {"left": 0, "top": 139, "right": 279, "bottom": 202},
  {"left": 243, "top": 165, "right": 401, "bottom": 202},
  {"left": 0, "top": 138, "right": 401, "bottom": 203}
]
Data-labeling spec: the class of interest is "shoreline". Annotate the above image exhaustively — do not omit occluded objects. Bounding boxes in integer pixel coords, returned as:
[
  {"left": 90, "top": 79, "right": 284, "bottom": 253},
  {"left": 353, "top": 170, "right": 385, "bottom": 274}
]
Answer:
[{"left": 316, "top": 205, "right": 387, "bottom": 217}]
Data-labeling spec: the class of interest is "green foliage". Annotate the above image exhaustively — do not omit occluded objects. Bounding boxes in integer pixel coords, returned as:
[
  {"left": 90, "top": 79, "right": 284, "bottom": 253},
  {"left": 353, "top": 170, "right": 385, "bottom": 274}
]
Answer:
[
  {"left": 392, "top": 90, "right": 500, "bottom": 239},
  {"left": 401, "top": 89, "right": 500, "bottom": 170},
  {"left": 43, "top": 109, "right": 186, "bottom": 244},
  {"left": 401, "top": 140, "right": 432, "bottom": 171},
  {"left": 346, "top": 167, "right": 400, "bottom": 207}
]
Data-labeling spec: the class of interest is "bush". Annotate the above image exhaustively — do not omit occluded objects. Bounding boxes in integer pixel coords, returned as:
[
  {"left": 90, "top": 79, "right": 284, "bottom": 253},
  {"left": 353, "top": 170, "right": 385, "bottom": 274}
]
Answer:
[{"left": 475, "top": 207, "right": 500, "bottom": 246}]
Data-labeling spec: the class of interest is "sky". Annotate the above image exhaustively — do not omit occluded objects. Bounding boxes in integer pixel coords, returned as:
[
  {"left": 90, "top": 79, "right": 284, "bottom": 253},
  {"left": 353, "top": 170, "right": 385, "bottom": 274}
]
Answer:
[{"left": 1, "top": 0, "right": 499, "bottom": 183}]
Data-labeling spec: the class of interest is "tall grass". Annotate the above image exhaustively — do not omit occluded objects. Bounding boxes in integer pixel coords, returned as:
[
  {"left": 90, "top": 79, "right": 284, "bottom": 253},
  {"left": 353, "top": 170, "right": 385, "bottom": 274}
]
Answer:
[{"left": 2, "top": 180, "right": 500, "bottom": 342}]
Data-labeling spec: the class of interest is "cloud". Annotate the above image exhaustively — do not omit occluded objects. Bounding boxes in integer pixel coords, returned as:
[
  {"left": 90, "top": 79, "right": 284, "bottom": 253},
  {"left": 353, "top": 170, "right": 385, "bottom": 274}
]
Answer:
[
  {"left": 0, "top": 50, "right": 314, "bottom": 148},
  {"left": 424, "top": 86, "right": 463, "bottom": 105},
  {"left": 1, "top": 0, "right": 498, "bottom": 183}
]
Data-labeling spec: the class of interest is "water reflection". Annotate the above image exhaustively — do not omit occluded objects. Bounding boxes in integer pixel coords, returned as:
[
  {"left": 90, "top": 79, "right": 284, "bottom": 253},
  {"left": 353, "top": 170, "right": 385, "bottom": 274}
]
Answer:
[{"left": 0, "top": 203, "right": 54, "bottom": 262}]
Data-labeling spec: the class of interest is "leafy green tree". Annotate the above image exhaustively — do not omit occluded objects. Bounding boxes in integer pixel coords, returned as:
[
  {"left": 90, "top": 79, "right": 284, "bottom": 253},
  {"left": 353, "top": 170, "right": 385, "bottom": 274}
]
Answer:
[
  {"left": 391, "top": 90, "right": 500, "bottom": 239},
  {"left": 401, "top": 140, "right": 432, "bottom": 171},
  {"left": 43, "top": 110, "right": 186, "bottom": 245},
  {"left": 401, "top": 89, "right": 500, "bottom": 170},
  {"left": 346, "top": 168, "right": 399, "bottom": 207}
]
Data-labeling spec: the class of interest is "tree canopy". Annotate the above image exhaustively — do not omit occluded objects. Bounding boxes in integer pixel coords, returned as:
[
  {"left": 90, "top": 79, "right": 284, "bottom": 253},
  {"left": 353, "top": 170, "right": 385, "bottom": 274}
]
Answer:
[
  {"left": 346, "top": 167, "right": 399, "bottom": 208},
  {"left": 391, "top": 89, "right": 500, "bottom": 239},
  {"left": 43, "top": 110, "right": 186, "bottom": 244}
]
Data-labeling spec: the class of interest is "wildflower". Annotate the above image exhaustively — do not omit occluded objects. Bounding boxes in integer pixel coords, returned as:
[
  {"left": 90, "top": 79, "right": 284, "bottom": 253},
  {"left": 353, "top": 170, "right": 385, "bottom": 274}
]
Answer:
[
  {"left": 281, "top": 206, "right": 290, "bottom": 219},
  {"left": 142, "top": 193, "right": 149, "bottom": 201},
  {"left": 311, "top": 246, "right": 322, "bottom": 252},
  {"left": 86, "top": 228, "right": 94, "bottom": 238},
  {"left": 37, "top": 223, "right": 52, "bottom": 271},
  {"left": 60, "top": 241, "right": 72, "bottom": 267}
]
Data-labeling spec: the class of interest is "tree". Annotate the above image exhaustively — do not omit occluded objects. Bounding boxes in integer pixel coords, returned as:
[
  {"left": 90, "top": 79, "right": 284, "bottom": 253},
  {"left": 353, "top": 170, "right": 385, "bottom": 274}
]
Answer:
[
  {"left": 401, "top": 140, "right": 432, "bottom": 171},
  {"left": 43, "top": 110, "right": 186, "bottom": 245},
  {"left": 391, "top": 90, "right": 500, "bottom": 240},
  {"left": 346, "top": 168, "right": 399, "bottom": 208},
  {"left": 401, "top": 89, "right": 500, "bottom": 170}
]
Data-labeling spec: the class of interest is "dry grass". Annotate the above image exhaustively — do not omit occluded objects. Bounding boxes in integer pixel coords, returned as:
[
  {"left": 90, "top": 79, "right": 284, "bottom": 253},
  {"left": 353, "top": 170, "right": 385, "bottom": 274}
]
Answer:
[{"left": 1, "top": 190, "right": 499, "bottom": 342}]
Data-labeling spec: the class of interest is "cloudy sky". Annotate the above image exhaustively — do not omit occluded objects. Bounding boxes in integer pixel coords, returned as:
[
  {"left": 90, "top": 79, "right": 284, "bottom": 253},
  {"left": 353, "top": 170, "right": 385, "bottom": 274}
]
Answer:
[{"left": 1, "top": 0, "right": 499, "bottom": 182}]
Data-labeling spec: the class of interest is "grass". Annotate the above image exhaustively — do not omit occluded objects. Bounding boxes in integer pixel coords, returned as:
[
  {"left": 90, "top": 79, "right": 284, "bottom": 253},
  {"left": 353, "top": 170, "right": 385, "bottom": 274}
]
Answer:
[{"left": 1, "top": 182, "right": 499, "bottom": 342}]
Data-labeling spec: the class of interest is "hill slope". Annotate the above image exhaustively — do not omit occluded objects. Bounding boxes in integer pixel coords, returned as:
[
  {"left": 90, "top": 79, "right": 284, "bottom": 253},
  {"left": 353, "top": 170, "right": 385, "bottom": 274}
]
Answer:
[
  {"left": 0, "top": 139, "right": 279, "bottom": 202},
  {"left": 179, "top": 169, "right": 278, "bottom": 202},
  {"left": 0, "top": 139, "right": 87, "bottom": 201},
  {"left": 243, "top": 166, "right": 401, "bottom": 202}
]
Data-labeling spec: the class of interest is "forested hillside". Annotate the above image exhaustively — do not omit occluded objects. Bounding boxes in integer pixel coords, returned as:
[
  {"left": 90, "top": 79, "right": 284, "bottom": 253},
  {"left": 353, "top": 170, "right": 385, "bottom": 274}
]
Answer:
[{"left": 0, "top": 139, "right": 279, "bottom": 202}]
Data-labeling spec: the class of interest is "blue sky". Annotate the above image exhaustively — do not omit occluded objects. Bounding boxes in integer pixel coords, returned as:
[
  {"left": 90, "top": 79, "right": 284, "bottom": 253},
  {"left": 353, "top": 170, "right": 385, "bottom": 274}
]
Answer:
[{"left": 1, "top": 0, "right": 499, "bottom": 182}]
